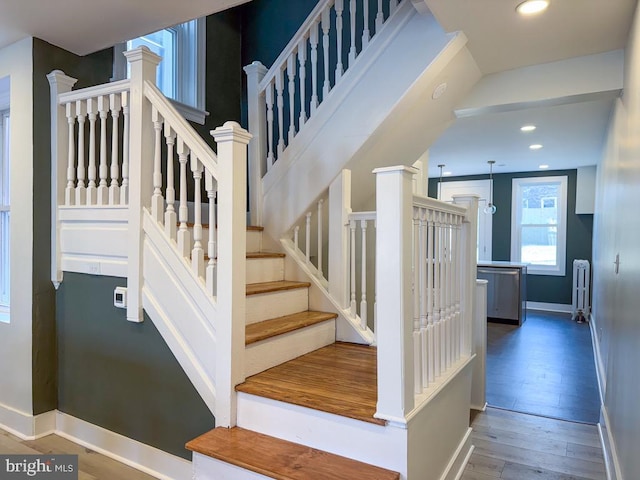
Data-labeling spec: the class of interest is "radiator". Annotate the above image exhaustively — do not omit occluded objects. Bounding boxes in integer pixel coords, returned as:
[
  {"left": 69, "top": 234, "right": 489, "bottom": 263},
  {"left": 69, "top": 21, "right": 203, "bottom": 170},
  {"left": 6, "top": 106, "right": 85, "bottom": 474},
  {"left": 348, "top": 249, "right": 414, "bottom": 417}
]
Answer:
[{"left": 572, "top": 259, "right": 591, "bottom": 320}]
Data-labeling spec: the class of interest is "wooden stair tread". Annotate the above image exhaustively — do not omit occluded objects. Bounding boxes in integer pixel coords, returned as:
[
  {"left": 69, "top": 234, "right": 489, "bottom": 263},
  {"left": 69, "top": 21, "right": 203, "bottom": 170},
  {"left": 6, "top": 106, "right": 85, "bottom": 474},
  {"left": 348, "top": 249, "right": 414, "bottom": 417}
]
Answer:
[
  {"left": 246, "top": 251, "right": 285, "bottom": 259},
  {"left": 237, "top": 343, "right": 384, "bottom": 426},
  {"left": 186, "top": 427, "right": 399, "bottom": 480},
  {"left": 246, "top": 311, "right": 338, "bottom": 345},
  {"left": 246, "top": 280, "right": 311, "bottom": 296},
  {"left": 182, "top": 223, "right": 262, "bottom": 231}
]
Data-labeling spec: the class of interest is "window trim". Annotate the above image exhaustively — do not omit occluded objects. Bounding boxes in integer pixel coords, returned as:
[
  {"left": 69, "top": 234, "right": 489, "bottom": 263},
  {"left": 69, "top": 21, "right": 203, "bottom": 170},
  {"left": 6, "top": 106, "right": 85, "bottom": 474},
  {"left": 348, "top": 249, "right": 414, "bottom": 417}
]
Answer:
[
  {"left": 511, "top": 175, "right": 567, "bottom": 276},
  {"left": 0, "top": 108, "right": 10, "bottom": 320}
]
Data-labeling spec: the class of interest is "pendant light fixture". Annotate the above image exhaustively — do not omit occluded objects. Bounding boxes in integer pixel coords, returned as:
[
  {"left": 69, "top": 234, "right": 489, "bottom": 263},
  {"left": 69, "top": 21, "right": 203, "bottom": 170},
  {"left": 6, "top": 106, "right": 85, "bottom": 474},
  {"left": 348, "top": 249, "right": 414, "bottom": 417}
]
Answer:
[
  {"left": 437, "top": 164, "right": 445, "bottom": 200},
  {"left": 484, "top": 160, "right": 497, "bottom": 215}
]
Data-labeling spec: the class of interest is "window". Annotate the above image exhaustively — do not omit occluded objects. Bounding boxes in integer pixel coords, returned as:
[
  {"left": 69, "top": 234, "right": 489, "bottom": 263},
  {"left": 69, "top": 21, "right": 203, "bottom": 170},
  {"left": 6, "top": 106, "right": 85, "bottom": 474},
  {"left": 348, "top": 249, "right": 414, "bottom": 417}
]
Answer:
[
  {"left": 0, "top": 109, "right": 9, "bottom": 321},
  {"left": 511, "top": 176, "right": 567, "bottom": 276},
  {"left": 115, "top": 18, "right": 206, "bottom": 124}
]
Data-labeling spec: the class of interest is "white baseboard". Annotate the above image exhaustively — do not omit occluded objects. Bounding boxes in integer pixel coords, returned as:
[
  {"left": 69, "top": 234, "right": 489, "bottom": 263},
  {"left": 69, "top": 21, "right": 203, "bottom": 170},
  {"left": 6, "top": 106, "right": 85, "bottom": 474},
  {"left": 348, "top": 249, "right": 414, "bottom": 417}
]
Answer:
[
  {"left": 599, "top": 406, "right": 622, "bottom": 480},
  {"left": 526, "top": 302, "right": 572, "bottom": 313},
  {"left": 0, "top": 407, "right": 191, "bottom": 480},
  {"left": 440, "top": 427, "right": 473, "bottom": 480},
  {"left": 589, "top": 313, "right": 607, "bottom": 403}
]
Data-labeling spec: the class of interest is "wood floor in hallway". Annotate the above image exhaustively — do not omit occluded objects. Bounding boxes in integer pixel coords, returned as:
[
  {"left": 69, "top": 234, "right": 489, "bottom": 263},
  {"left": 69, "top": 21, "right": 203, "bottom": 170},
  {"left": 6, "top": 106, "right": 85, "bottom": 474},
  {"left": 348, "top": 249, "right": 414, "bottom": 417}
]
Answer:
[{"left": 462, "top": 407, "right": 606, "bottom": 480}]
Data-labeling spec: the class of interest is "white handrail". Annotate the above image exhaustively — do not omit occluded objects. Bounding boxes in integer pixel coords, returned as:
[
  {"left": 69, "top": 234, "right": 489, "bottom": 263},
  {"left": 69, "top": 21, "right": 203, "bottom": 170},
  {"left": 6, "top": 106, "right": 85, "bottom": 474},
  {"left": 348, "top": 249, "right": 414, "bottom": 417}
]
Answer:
[
  {"left": 412, "top": 194, "right": 467, "bottom": 216},
  {"left": 59, "top": 79, "right": 130, "bottom": 104}
]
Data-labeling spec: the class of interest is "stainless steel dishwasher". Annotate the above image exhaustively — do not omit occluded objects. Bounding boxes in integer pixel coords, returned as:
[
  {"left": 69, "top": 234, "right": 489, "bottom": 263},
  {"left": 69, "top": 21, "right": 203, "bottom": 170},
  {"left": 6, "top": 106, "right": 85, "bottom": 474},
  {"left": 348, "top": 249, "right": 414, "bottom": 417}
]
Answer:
[{"left": 477, "top": 265, "right": 527, "bottom": 325}]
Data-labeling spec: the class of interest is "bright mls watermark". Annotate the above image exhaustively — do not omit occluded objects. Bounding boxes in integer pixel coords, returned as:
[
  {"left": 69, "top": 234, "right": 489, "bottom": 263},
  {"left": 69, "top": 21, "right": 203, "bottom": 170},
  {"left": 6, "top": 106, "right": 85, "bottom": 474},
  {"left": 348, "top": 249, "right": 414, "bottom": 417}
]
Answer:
[{"left": 0, "top": 455, "right": 77, "bottom": 479}]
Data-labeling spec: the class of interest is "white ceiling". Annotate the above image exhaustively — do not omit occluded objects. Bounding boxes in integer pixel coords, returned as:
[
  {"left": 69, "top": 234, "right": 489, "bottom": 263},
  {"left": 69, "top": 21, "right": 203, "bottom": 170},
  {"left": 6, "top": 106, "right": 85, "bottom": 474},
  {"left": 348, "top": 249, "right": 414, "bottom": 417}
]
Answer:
[
  {"left": 0, "top": 0, "right": 251, "bottom": 55},
  {"left": 424, "top": 0, "right": 635, "bottom": 178}
]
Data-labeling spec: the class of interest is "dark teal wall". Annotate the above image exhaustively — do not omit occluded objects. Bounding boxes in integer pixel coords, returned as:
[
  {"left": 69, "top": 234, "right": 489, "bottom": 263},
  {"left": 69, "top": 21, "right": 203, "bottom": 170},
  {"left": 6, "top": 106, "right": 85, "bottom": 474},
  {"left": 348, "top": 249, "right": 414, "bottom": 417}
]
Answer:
[
  {"left": 57, "top": 273, "right": 215, "bottom": 459},
  {"left": 429, "top": 169, "right": 593, "bottom": 305},
  {"left": 32, "top": 38, "right": 114, "bottom": 415}
]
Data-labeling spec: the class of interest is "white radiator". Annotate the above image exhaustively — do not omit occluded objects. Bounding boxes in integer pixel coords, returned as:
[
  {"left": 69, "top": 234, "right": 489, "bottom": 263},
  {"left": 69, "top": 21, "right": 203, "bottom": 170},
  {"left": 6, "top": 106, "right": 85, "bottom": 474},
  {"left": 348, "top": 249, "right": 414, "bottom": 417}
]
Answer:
[{"left": 572, "top": 259, "right": 591, "bottom": 320}]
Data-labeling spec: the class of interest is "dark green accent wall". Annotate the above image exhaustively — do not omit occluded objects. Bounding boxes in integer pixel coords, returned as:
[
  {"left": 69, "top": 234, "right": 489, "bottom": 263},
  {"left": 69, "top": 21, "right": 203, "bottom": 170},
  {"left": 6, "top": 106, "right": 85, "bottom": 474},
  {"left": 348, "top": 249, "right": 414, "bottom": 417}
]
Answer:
[
  {"left": 57, "top": 273, "right": 215, "bottom": 459},
  {"left": 31, "top": 38, "right": 114, "bottom": 415},
  {"left": 428, "top": 169, "right": 593, "bottom": 305}
]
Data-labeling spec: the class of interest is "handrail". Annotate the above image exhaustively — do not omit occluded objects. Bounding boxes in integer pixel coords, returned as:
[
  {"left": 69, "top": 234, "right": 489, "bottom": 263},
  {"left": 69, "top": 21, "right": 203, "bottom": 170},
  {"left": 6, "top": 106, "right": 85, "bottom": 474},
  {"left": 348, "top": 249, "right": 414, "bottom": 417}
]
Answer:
[
  {"left": 348, "top": 211, "right": 376, "bottom": 222},
  {"left": 144, "top": 81, "right": 219, "bottom": 180},
  {"left": 413, "top": 194, "right": 467, "bottom": 216},
  {"left": 58, "top": 79, "right": 130, "bottom": 104}
]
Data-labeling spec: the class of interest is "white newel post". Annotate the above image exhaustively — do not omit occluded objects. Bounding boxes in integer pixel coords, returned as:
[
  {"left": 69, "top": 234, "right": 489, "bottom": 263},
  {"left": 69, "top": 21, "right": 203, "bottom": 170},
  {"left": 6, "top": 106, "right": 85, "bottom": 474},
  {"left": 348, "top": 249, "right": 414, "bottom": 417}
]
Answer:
[
  {"left": 374, "top": 165, "right": 417, "bottom": 423},
  {"left": 328, "top": 169, "right": 352, "bottom": 309},
  {"left": 243, "top": 61, "right": 268, "bottom": 226},
  {"left": 451, "top": 195, "right": 479, "bottom": 357},
  {"left": 212, "top": 121, "right": 252, "bottom": 427},
  {"left": 47, "top": 70, "right": 78, "bottom": 289},
  {"left": 125, "top": 47, "right": 161, "bottom": 323},
  {"left": 472, "top": 279, "right": 488, "bottom": 410}
]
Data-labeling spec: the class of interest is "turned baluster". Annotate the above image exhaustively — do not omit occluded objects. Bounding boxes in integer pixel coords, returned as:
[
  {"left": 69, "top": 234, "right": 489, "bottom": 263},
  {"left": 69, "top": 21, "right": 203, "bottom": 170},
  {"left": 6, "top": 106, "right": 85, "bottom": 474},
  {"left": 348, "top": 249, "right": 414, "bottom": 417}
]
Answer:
[
  {"left": 298, "top": 38, "right": 307, "bottom": 127},
  {"left": 348, "top": 0, "right": 357, "bottom": 64},
  {"left": 64, "top": 102, "right": 76, "bottom": 205},
  {"left": 321, "top": 6, "right": 331, "bottom": 97},
  {"left": 151, "top": 106, "right": 164, "bottom": 223},
  {"left": 75, "top": 100, "right": 87, "bottom": 205},
  {"left": 317, "top": 199, "right": 324, "bottom": 277},
  {"left": 164, "top": 126, "right": 177, "bottom": 241},
  {"left": 265, "top": 81, "right": 275, "bottom": 169},
  {"left": 191, "top": 156, "right": 204, "bottom": 278},
  {"left": 360, "top": 219, "right": 368, "bottom": 330},
  {"left": 108, "top": 93, "right": 121, "bottom": 205},
  {"left": 120, "top": 91, "right": 130, "bottom": 204},
  {"left": 205, "top": 171, "right": 217, "bottom": 295},
  {"left": 97, "top": 96, "right": 109, "bottom": 205},
  {"left": 335, "top": 0, "right": 345, "bottom": 81},
  {"left": 287, "top": 53, "right": 296, "bottom": 143},
  {"left": 86, "top": 98, "right": 97, "bottom": 205},
  {"left": 177, "top": 138, "right": 191, "bottom": 258},
  {"left": 309, "top": 20, "right": 319, "bottom": 113}
]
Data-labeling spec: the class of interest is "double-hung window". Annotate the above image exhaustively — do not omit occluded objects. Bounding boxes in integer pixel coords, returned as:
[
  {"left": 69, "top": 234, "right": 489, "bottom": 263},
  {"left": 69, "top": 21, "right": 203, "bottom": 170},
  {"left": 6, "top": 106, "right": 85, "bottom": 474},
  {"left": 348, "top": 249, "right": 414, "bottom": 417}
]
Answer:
[
  {"left": 511, "top": 176, "right": 568, "bottom": 276},
  {"left": 0, "top": 109, "right": 9, "bottom": 321},
  {"left": 115, "top": 18, "right": 206, "bottom": 123}
]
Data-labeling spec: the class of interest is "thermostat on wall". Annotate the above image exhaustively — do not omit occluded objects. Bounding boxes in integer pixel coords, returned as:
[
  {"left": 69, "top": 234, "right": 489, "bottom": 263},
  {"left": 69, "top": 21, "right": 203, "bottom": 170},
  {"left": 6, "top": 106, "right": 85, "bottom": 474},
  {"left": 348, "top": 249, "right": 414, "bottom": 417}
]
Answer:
[{"left": 114, "top": 287, "right": 127, "bottom": 308}]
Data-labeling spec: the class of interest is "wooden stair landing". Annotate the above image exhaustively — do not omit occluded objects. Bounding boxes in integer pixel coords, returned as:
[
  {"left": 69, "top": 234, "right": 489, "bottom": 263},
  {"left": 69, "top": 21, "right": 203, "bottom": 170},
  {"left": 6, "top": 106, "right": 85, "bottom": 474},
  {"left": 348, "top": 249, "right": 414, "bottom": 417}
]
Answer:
[
  {"left": 186, "top": 427, "right": 399, "bottom": 480},
  {"left": 236, "top": 342, "right": 383, "bottom": 425}
]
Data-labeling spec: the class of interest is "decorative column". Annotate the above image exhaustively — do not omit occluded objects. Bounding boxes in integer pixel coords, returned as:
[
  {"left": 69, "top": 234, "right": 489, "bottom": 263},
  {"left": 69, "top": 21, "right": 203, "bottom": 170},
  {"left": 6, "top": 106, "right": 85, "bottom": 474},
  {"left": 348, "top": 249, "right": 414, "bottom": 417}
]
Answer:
[
  {"left": 47, "top": 70, "right": 78, "bottom": 289},
  {"left": 328, "top": 169, "right": 352, "bottom": 310},
  {"left": 124, "top": 46, "right": 161, "bottom": 323}
]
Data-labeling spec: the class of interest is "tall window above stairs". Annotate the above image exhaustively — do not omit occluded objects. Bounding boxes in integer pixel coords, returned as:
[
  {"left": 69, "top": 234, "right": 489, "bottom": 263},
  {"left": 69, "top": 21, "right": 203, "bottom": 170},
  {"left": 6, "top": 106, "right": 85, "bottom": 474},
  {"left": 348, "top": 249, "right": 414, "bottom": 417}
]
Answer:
[
  {"left": 113, "top": 18, "right": 206, "bottom": 124},
  {"left": 0, "top": 109, "right": 9, "bottom": 321}
]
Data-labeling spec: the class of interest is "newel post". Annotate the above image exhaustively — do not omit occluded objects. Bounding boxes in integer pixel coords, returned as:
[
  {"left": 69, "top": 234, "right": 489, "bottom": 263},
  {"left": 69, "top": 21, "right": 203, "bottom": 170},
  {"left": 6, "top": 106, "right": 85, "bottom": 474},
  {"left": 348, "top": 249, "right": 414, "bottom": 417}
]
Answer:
[
  {"left": 124, "top": 46, "right": 160, "bottom": 323},
  {"left": 212, "top": 121, "right": 252, "bottom": 427},
  {"left": 328, "top": 169, "right": 352, "bottom": 310},
  {"left": 243, "top": 61, "right": 268, "bottom": 226},
  {"left": 47, "top": 70, "right": 78, "bottom": 289},
  {"left": 373, "top": 165, "right": 417, "bottom": 423}
]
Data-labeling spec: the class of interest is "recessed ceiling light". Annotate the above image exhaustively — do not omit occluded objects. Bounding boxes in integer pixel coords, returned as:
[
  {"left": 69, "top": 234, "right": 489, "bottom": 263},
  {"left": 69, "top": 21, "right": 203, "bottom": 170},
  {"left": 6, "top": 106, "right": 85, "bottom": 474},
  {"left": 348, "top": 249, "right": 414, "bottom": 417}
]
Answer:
[
  {"left": 529, "top": 144, "right": 543, "bottom": 150},
  {"left": 520, "top": 125, "right": 536, "bottom": 132},
  {"left": 516, "top": 0, "right": 550, "bottom": 15},
  {"left": 539, "top": 164, "right": 549, "bottom": 169},
  {"left": 443, "top": 171, "right": 453, "bottom": 176}
]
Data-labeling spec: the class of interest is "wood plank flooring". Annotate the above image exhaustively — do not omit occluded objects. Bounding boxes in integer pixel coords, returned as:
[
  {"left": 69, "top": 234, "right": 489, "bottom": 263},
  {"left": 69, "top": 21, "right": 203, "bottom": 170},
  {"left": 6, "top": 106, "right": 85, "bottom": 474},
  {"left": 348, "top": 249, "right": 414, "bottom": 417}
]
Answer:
[
  {"left": 487, "top": 311, "right": 600, "bottom": 424},
  {"left": 462, "top": 408, "right": 606, "bottom": 480},
  {"left": 236, "top": 342, "right": 384, "bottom": 425},
  {"left": 0, "top": 428, "right": 156, "bottom": 480}
]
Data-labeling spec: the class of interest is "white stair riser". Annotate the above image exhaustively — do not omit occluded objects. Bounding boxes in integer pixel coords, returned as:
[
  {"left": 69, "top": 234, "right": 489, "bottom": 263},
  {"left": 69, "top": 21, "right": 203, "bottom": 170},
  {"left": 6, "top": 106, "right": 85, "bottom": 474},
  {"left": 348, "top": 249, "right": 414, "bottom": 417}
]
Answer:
[
  {"left": 193, "top": 453, "right": 270, "bottom": 480},
  {"left": 246, "top": 257, "right": 284, "bottom": 284},
  {"left": 246, "top": 230, "right": 262, "bottom": 253},
  {"left": 245, "top": 320, "right": 336, "bottom": 377},
  {"left": 246, "top": 288, "right": 308, "bottom": 325},
  {"left": 236, "top": 393, "right": 406, "bottom": 473}
]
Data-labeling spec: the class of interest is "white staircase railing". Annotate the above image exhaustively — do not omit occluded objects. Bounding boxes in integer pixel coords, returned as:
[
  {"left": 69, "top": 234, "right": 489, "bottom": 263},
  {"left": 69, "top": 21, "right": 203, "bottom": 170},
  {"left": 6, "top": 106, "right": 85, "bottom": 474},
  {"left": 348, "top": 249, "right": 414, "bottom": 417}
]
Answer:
[
  {"left": 48, "top": 47, "right": 251, "bottom": 427},
  {"left": 245, "top": 0, "right": 406, "bottom": 225}
]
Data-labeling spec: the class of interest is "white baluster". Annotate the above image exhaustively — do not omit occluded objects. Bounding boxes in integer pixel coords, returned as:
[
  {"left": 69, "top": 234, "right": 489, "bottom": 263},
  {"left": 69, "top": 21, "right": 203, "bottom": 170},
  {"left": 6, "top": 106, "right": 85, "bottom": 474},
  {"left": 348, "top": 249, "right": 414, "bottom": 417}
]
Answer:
[
  {"left": 322, "top": 6, "right": 332, "bottom": 97},
  {"left": 75, "top": 100, "right": 87, "bottom": 205},
  {"left": 350, "top": 218, "right": 356, "bottom": 317},
  {"left": 177, "top": 139, "right": 191, "bottom": 258},
  {"left": 191, "top": 156, "right": 204, "bottom": 278},
  {"left": 317, "top": 199, "right": 324, "bottom": 277},
  {"left": 419, "top": 208, "right": 428, "bottom": 388},
  {"left": 335, "top": 0, "right": 345, "bottom": 80},
  {"left": 427, "top": 209, "right": 435, "bottom": 383},
  {"left": 96, "top": 96, "right": 109, "bottom": 204},
  {"left": 205, "top": 171, "right": 217, "bottom": 295},
  {"left": 305, "top": 212, "right": 312, "bottom": 265},
  {"left": 439, "top": 212, "right": 447, "bottom": 373},
  {"left": 298, "top": 38, "right": 307, "bottom": 126},
  {"left": 86, "top": 98, "right": 97, "bottom": 205},
  {"left": 151, "top": 106, "right": 164, "bottom": 223},
  {"left": 413, "top": 207, "right": 422, "bottom": 393},
  {"left": 362, "top": 0, "right": 370, "bottom": 49},
  {"left": 287, "top": 53, "right": 296, "bottom": 143},
  {"left": 310, "top": 20, "right": 319, "bottom": 113},
  {"left": 444, "top": 214, "right": 451, "bottom": 370},
  {"left": 433, "top": 211, "right": 441, "bottom": 378},
  {"left": 349, "top": 0, "right": 357, "bottom": 64},
  {"left": 265, "top": 81, "right": 275, "bottom": 168},
  {"left": 455, "top": 215, "right": 462, "bottom": 360},
  {"left": 275, "top": 69, "right": 285, "bottom": 157},
  {"left": 376, "top": 0, "right": 384, "bottom": 31},
  {"left": 360, "top": 219, "right": 368, "bottom": 330},
  {"left": 164, "top": 126, "right": 177, "bottom": 241},
  {"left": 294, "top": 225, "right": 300, "bottom": 252},
  {"left": 65, "top": 102, "right": 76, "bottom": 206},
  {"left": 108, "top": 93, "right": 121, "bottom": 205},
  {"left": 120, "top": 91, "right": 130, "bottom": 204}
]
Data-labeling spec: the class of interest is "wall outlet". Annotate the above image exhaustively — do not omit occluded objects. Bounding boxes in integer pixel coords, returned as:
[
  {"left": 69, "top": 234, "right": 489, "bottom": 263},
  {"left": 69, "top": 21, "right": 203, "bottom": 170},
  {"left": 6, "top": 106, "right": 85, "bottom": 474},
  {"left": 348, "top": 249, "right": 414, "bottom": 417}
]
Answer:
[{"left": 114, "top": 287, "right": 127, "bottom": 308}]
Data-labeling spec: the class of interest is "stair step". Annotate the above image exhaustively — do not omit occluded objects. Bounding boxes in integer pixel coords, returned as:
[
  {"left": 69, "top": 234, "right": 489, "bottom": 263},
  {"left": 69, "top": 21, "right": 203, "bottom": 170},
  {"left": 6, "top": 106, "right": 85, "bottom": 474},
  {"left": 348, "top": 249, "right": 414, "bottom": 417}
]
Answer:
[
  {"left": 246, "top": 251, "right": 285, "bottom": 259},
  {"left": 237, "top": 343, "right": 383, "bottom": 426},
  {"left": 246, "top": 280, "right": 310, "bottom": 296},
  {"left": 186, "top": 427, "right": 400, "bottom": 480},
  {"left": 246, "top": 311, "right": 338, "bottom": 345}
]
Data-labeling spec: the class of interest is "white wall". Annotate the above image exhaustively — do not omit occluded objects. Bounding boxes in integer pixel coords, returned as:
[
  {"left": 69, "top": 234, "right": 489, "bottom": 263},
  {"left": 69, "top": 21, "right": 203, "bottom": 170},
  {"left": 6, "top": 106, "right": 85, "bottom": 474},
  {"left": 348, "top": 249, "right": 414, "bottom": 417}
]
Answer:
[
  {"left": 0, "top": 38, "right": 34, "bottom": 423},
  {"left": 592, "top": 2, "right": 640, "bottom": 478}
]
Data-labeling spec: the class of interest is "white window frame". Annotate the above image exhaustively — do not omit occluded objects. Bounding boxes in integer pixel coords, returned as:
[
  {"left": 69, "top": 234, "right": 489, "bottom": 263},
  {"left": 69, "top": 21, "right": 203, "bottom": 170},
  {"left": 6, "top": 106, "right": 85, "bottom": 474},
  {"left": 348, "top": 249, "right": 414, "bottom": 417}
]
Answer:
[
  {"left": 511, "top": 176, "right": 567, "bottom": 276},
  {"left": 0, "top": 108, "right": 9, "bottom": 321},
  {"left": 114, "top": 17, "right": 207, "bottom": 124}
]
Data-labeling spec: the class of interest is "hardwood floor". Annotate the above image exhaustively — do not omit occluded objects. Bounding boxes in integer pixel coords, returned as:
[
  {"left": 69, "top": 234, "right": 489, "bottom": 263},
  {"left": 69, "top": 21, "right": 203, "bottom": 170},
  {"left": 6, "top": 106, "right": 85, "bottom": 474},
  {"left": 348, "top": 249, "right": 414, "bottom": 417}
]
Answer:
[
  {"left": 0, "top": 428, "right": 156, "bottom": 479},
  {"left": 487, "top": 311, "right": 600, "bottom": 424},
  {"left": 463, "top": 407, "right": 606, "bottom": 480}
]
